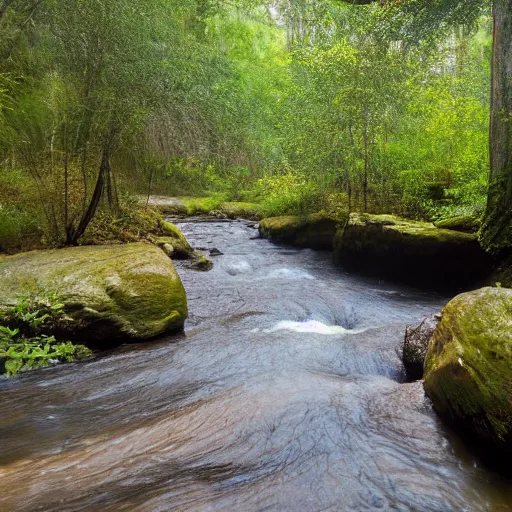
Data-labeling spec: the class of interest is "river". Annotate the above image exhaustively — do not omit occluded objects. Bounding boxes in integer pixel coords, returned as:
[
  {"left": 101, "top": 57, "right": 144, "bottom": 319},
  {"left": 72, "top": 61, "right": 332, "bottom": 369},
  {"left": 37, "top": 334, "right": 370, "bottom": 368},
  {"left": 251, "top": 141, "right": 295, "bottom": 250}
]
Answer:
[{"left": 0, "top": 219, "right": 511, "bottom": 511}]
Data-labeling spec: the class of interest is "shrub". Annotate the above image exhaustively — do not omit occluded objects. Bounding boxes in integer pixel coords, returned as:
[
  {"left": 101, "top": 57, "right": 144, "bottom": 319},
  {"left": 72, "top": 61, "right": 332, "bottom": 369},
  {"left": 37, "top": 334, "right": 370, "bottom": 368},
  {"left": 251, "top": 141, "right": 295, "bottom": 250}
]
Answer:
[{"left": 0, "top": 295, "right": 92, "bottom": 377}]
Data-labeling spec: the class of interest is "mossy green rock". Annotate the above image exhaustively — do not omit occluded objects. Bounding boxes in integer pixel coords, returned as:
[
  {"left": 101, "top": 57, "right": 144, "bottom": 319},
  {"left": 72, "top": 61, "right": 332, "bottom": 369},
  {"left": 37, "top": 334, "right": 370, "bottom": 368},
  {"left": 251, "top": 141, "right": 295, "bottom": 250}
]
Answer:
[
  {"left": 424, "top": 287, "right": 512, "bottom": 457},
  {"left": 158, "top": 220, "right": 194, "bottom": 258},
  {"left": 259, "top": 213, "right": 344, "bottom": 250},
  {"left": 0, "top": 243, "right": 187, "bottom": 343},
  {"left": 334, "top": 213, "right": 491, "bottom": 289},
  {"left": 434, "top": 215, "right": 481, "bottom": 234}
]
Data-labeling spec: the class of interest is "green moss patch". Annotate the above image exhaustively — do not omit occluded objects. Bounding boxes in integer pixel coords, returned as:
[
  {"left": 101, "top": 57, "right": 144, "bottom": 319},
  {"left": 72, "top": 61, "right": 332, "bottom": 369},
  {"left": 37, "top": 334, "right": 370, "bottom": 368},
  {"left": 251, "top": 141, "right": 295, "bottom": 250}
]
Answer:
[
  {"left": 434, "top": 215, "right": 481, "bottom": 234},
  {"left": 142, "top": 196, "right": 262, "bottom": 219}
]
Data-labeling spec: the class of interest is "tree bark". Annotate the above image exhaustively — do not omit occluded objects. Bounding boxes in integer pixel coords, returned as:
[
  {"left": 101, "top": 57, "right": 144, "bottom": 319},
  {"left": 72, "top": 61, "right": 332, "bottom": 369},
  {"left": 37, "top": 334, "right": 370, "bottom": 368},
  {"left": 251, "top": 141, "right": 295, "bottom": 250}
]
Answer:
[{"left": 481, "top": 0, "right": 512, "bottom": 253}]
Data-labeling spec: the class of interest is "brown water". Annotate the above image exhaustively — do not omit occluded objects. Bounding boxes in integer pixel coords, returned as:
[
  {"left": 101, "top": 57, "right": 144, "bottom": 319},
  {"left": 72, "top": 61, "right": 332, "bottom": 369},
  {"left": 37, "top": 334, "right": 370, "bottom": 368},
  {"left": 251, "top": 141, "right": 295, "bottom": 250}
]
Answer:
[{"left": 0, "top": 220, "right": 511, "bottom": 512}]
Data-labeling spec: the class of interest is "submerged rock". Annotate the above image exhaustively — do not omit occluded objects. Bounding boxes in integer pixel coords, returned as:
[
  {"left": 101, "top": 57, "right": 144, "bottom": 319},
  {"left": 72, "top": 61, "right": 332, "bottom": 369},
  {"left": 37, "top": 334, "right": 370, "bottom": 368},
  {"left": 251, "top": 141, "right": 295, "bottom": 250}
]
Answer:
[
  {"left": 403, "top": 315, "right": 440, "bottom": 381},
  {"left": 434, "top": 215, "right": 481, "bottom": 234},
  {"left": 187, "top": 253, "right": 213, "bottom": 271},
  {"left": 0, "top": 243, "right": 188, "bottom": 344},
  {"left": 334, "top": 213, "right": 491, "bottom": 289},
  {"left": 259, "top": 213, "right": 345, "bottom": 250},
  {"left": 424, "top": 287, "right": 512, "bottom": 459}
]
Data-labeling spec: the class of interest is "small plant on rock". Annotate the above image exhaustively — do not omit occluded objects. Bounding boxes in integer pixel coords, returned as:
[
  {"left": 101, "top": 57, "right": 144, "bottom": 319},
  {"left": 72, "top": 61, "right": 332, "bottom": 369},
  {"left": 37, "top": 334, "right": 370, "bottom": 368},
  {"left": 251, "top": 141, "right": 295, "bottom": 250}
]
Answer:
[{"left": 0, "top": 295, "right": 92, "bottom": 378}]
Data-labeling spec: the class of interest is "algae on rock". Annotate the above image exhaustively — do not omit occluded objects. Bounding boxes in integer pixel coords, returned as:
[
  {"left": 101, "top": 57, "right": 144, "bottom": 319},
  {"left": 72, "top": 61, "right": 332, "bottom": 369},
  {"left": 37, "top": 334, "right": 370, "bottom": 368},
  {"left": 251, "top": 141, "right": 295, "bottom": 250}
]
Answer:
[
  {"left": 424, "top": 287, "right": 512, "bottom": 459},
  {"left": 0, "top": 243, "right": 188, "bottom": 344}
]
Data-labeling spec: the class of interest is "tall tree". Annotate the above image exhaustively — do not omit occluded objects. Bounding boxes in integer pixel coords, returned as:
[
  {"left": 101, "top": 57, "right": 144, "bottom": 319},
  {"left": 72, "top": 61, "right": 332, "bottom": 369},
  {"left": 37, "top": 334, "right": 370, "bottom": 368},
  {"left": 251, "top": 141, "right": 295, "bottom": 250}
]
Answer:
[
  {"left": 339, "top": 0, "right": 512, "bottom": 253},
  {"left": 481, "top": 0, "right": 512, "bottom": 253}
]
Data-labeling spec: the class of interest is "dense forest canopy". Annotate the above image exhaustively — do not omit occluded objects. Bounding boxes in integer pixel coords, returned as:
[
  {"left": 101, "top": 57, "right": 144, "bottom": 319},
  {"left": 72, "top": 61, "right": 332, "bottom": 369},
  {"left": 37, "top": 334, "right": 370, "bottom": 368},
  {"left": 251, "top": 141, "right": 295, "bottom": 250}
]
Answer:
[{"left": 0, "top": 0, "right": 508, "bottom": 253}]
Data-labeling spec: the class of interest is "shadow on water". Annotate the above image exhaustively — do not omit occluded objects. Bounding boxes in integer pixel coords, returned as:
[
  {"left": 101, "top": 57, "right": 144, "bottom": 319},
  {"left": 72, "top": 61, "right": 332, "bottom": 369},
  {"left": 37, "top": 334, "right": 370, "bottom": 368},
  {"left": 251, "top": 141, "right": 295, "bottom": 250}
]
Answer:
[{"left": 0, "top": 220, "right": 511, "bottom": 511}]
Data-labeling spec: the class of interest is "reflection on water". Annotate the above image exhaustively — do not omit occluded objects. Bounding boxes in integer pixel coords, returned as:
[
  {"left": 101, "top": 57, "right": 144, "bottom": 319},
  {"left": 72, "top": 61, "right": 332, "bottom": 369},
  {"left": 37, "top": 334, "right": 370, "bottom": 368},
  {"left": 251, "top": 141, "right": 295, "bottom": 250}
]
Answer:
[{"left": 0, "top": 220, "right": 511, "bottom": 511}]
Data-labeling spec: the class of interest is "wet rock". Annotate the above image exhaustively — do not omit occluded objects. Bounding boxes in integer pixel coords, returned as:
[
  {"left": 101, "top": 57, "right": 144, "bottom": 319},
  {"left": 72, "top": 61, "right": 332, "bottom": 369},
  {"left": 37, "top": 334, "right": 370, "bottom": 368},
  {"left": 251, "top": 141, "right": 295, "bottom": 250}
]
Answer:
[
  {"left": 259, "top": 213, "right": 346, "bottom": 250},
  {"left": 0, "top": 243, "right": 188, "bottom": 343},
  {"left": 209, "top": 248, "right": 223, "bottom": 256},
  {"left": 424, "top": 287, "right": 512, "bottom": 460},
  {"left": 403, "top": 314, "right": 440, "bottom": 381},
  {"left": 334, "top": 213, "right": 492, "bottom": 290},
  {"left": 155, "top": 221, "right": 213, "bottom": 271},
  {"left": 188, "top": 254, "right": 213, "bottom": 271}
]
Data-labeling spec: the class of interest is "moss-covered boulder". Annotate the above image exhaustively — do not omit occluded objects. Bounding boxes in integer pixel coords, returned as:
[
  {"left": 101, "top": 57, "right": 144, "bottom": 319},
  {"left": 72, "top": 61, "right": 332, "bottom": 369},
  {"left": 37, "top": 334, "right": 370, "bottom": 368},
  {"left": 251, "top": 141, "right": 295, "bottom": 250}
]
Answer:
[
  {"left": 155, "top": 221, "right": 212, "bottom": 271},
  {"left": 334, "top": 213, "right": 491, "bottom": 289},
  {"left": 157, "top": 220, "right": 194, "bottom": 258},
  {"left": 489, "top": 254, "right": 512, "bottom": 288},
  {"left": 424, "top": 287, "right": 512, "bottom": 459},
  {"left": 259, "top": 213, "right": 345, "bottom": 250},
  {"left": 434, "top": 215, "right": 481, "bottom": 234},
  {"left": 0, "top": 243, "right": 187, "bottom": 344}
]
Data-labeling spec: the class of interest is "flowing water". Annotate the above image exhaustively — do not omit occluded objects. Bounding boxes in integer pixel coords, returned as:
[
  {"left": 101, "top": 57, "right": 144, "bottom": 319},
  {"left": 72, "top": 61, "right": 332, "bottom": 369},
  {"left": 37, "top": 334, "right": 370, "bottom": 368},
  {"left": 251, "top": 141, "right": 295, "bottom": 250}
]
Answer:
[{"left": 1, "top": 220, "right": 511, "bottom": 511}]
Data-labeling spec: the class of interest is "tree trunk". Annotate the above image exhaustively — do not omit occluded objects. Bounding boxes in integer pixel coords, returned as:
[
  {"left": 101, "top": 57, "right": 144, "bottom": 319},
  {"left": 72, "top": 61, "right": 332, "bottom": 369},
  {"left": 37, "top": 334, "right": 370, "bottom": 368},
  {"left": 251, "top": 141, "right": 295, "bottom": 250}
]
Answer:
[
  {"left": 66, "top": 138, "right": 113, "bottom": 244},
  {"left": 481, "top": 0, "right": 512, "bottom": 254},
  {"left": 362, "top": 109, "right": 369, "bottom": 213}
]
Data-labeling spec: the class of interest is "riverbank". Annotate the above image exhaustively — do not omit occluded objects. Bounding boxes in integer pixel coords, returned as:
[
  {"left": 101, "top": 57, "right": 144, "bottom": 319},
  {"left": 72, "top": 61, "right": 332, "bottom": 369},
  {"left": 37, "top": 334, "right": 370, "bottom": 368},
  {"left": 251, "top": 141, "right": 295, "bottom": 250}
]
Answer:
[
  {"left": 141, "top": 195, "right": 263, "bottom": 220},
  {"left": 259, "top": 211, "right": 494, "bottom": 291}
]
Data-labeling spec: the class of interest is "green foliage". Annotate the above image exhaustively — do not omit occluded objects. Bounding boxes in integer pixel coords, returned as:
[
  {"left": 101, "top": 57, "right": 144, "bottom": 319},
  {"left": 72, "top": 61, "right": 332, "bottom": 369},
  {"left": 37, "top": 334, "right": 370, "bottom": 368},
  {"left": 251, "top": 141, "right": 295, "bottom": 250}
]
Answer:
[
  {"left": 254, "top": 172, "right": 324, "bottom": 217},
  {"left": 0, "top": 295, "right": 92, "bottom": 377},
  {"left": 0, "top": 0, "right": 495, "bottom": 250}
]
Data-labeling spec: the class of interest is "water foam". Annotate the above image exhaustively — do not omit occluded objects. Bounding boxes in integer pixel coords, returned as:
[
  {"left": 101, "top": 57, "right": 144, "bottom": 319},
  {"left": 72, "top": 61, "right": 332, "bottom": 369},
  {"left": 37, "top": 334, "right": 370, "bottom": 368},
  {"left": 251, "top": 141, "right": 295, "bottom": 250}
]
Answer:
[{"left": 257, "top": 320, "right": 364, "bottom": 335}]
